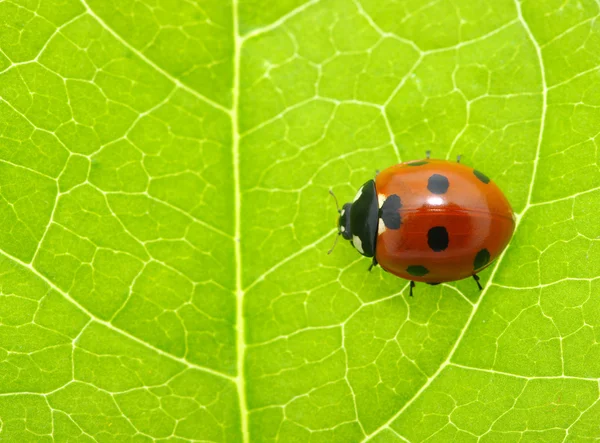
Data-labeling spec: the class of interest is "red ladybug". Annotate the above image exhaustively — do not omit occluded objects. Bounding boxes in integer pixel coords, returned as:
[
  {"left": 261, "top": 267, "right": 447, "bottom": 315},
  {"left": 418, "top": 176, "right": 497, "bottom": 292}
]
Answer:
[{"left": 330, "top": 153, "right": 515, "bottom": 295}]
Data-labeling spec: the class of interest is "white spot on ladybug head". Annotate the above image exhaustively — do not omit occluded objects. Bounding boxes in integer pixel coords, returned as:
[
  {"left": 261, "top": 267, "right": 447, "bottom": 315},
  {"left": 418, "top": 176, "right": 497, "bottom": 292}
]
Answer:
[
  {"left": 378, "top": 218, "right": 387, "bottom": 236},
  {"left": 352, "top": 235, "right": 364, "bottom": 254},
  {"left": 352, "top": 186, "right": 363, "bottom": 203},
  {"left": 340, "top": 226, "right": 345, "bottom": 232},
  {"left": 378, "top": 193, "right": 386, "bottom": 208},
  {"left": 340, "top": 209, "right": 345, "bottom": 216}
]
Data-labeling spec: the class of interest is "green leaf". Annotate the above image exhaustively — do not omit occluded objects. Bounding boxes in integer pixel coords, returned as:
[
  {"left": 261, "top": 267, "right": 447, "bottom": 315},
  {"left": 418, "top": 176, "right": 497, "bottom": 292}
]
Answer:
[{"left": 1, "top": 0, "right": 599, "bottom": 441}]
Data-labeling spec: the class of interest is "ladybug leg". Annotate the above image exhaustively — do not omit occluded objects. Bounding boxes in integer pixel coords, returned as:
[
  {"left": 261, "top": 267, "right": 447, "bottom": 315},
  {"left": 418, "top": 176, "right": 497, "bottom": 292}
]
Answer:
[
  {"left": 409, "top": 281, "right": 415, "bottom": 297},
  {"left": 472, "top": 274, "right": 483, "bottom": 290},
  {"left": 425, "top": 150, "right": 431, "bottom": 159},
  {"left": 456, "top": 154, "right": 462, "bottom": 163},
  {"left": 368, "top": 257, "right": 378, "bottom": 272}
]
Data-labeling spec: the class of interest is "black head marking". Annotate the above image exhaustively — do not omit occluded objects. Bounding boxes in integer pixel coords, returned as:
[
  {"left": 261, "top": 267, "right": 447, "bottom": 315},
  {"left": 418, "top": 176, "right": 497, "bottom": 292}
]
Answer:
[
  {"left": 338, "top": 203, "right": 353, "bottom": 240},
  {"left": 427, "top": 174, "right": 449, "bottom": 194},
  {"left": 427, "top": 226, "right": 449, "bottom": 252},
  {"left": 407, "top": 161, "right": 428, "bottom": 167},
  {"left": 474, "top": 248, "right": 490, "bottom": 270},
  {"left": 407, "top": 265, "right": 429, "bottom": 277},
  {"left": 473, "top": 170, "right": 490, "bottom": 184},
  {"left": 379, "top": 194, "right": 402, "bottom": 229},
  {"left": 348, "top": 180, "right": 379, "bottom": 257}
]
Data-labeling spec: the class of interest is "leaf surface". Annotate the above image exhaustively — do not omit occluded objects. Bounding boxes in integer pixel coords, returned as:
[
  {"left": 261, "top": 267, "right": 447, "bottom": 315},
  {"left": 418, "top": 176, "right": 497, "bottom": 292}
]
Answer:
[{"left": 1, "top": 0, "right": 600, "bottom": 441}]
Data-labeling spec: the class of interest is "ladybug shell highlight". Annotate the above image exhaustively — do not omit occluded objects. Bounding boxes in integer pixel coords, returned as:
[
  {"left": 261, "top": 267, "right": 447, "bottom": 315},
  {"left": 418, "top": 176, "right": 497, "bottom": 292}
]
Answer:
[{"left": 338, "top": 159, "right": 515, "bottom": 284}]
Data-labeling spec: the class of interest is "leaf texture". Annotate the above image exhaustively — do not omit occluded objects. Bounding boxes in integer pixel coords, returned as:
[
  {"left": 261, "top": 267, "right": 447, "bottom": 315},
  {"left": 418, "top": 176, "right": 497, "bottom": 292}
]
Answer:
[{"left": 0, "top": 0, "right": 600, "bottom": 441}]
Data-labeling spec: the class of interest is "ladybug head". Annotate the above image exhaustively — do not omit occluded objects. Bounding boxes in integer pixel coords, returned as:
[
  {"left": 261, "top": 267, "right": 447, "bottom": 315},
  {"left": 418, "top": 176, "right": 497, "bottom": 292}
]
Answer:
[
  {"left": 337, "top": 203, "right": 353, "bottom": 240},
  {"left": 328, "top": 180, "right": 379, "bottom": 258}
]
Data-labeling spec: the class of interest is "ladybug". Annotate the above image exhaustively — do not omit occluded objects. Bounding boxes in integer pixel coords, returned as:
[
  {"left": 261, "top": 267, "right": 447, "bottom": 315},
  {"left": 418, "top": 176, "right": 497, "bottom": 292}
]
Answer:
[{"left": 330, "top": 153, "right": 515, "bottom": 296}]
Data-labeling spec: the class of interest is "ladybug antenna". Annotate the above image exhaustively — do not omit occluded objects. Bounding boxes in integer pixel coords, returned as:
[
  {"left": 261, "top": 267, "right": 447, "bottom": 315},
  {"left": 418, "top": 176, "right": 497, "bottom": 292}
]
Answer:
[
  {"left": 329, "top": 189, "right": 341, "bottom": 213},
  {"left": 327, "top": 231, "right": 341, "bottom": 255},
  {"left": 328, "top": 189, "right": 342, "bottom": 255}
]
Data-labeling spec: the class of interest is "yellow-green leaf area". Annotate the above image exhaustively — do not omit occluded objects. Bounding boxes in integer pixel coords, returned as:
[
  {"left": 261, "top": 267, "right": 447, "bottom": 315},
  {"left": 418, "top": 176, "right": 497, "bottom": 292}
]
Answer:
[{"left": 1, "top": 0, "right": 600, "bottom": 442}]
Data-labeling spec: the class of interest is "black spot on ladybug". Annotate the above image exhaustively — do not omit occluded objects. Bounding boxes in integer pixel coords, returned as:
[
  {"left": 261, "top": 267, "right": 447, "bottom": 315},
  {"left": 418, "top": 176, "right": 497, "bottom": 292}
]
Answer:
[
  {"left": 473, "top": 170, "right": 490, "bottom": 184},
  {"left": 407, "top": 265, "right": 429, "bottom": 276},
  {"left": 427, "top": 226, "right": 449, "bottom": 252},
  {"left": 427, "top": 174, "right": 449, "bottom": 194},
  {"left": 407, "top": 161, "right": 428, "bottom": 166},
  {"left": 379, "top": 194, "right": 402, "bottom": 229},
  {"left": 474, "top": 248, "right": 490, "bottom": 270},
  {"left": 427, "top": 282, "right": 441, "bottom": 286}
]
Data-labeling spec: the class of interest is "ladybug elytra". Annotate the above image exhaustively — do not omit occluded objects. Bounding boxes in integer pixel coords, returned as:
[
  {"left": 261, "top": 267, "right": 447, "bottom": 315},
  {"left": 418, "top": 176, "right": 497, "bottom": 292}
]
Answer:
[{"left": 331, "top": 153, "right": 515, "bottom": 296}]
